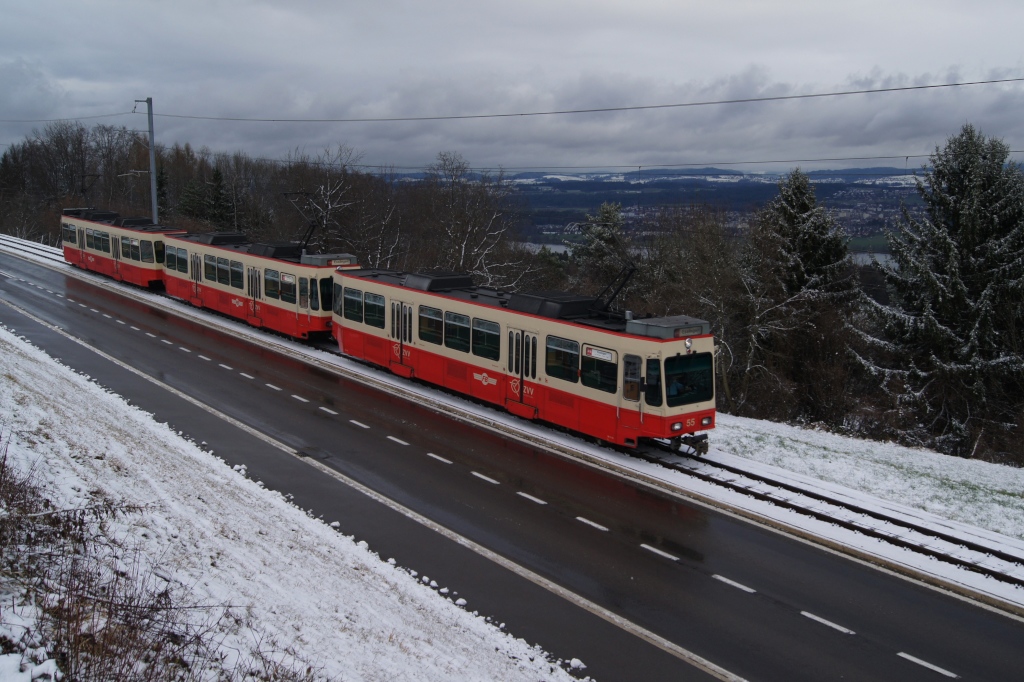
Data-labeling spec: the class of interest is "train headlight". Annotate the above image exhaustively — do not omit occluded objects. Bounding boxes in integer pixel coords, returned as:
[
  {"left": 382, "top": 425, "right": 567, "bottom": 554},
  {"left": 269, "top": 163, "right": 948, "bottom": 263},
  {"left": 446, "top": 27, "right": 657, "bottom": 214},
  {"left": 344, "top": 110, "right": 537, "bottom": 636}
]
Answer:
[
  {"left": 671, "top": 422, "right": 683, "bottom": 432},
  {"left": 684, "top": 338, "right": 692, "bottom": 350},
  {"left": 701, "top": 416, "right": 713, "bottom": 426}
]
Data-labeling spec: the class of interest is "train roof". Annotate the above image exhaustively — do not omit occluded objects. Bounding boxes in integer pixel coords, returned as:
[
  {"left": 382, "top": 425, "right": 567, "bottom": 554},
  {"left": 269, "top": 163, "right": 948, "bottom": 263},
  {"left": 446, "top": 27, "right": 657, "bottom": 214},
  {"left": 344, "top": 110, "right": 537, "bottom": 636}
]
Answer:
[
  {"left": 339, "top": 268, "right": 711, "bottom": 338},
  {"left": 61, "top": 208, "right": 184, "bottom": 233},
  {"left": 173, "top": 231, "right": 355, "bottom": 266}
]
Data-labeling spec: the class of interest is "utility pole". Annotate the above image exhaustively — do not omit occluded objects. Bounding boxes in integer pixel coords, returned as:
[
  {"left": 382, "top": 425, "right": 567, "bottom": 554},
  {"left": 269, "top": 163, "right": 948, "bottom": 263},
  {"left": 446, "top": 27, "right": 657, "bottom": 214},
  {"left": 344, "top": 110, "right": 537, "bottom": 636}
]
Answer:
[{"left": 135, "top": 97, "right": 158, "bottom": 224}]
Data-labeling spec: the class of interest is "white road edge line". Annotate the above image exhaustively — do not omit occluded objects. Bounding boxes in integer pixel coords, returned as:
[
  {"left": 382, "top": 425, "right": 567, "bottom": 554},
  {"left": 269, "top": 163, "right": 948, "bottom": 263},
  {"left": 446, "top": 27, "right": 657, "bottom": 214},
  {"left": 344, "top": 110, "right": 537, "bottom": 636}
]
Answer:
[
  {"left": 426, "top": 453, "right": 452, "bottom": 464},
  {"left": 800, "top": 611, "right": 855, "bottom": 635},
  {"left": 576, "top": 517, "right": 609, "bottom": 531},
  {"left": 712, "top": 575, "right": 757, "bottom": 594},
  {"left": 517, "top": 492, "right": 547, "bottom": 505},
  {"left": 349, "top": 420, "right": 370, "bottom": 429},
  {"left": 897, "top": 653, "right": 959, "bottom": 678},
  {"left": 387, "top": 436, "right": 409, "bottom": 445},
  {"left": 1, "top": 296, "right": 749, "bottom": 682},
  {"left": 641, "top": 544, "right": 679, "bottom": 561},
  {"left": 319, "top": 406, "right": 338, "bottom": 415},
  {"left": 471, "top": 472, "right": 500, "bottom": 485}
]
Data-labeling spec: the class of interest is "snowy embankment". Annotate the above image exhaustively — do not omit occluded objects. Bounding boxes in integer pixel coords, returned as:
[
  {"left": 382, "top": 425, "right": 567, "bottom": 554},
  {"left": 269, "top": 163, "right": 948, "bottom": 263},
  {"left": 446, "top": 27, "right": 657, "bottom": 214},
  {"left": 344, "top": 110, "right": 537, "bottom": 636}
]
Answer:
[{"left": 0, "top": 325, "right": 581, "bottom": 681}]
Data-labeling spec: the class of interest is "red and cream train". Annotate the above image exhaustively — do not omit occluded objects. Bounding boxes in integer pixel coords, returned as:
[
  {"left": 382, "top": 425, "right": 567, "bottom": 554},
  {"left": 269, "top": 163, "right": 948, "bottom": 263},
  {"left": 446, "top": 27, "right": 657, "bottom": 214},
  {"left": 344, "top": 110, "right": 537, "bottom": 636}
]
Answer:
[{"left": 59, "top": 208, "right": 715, "bottom": 451}]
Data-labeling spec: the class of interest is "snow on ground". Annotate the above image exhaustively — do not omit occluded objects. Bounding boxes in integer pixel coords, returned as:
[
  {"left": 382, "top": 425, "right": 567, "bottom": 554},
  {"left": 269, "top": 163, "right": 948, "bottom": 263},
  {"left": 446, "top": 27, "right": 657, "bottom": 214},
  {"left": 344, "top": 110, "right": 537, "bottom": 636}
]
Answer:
[
  {"left": 712, "top": 414, "right": 1024, "bottom": 542},
  {"left": 0, "top": 325, "right": 581, "bottom": 681}
]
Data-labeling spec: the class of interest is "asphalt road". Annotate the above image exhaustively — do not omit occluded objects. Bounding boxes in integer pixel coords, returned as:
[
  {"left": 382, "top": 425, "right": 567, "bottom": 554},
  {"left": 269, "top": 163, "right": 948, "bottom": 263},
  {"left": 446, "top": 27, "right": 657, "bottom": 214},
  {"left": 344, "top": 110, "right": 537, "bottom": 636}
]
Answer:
[{"left": 3, "top": 252, "right": 1024, "bottom": 681}]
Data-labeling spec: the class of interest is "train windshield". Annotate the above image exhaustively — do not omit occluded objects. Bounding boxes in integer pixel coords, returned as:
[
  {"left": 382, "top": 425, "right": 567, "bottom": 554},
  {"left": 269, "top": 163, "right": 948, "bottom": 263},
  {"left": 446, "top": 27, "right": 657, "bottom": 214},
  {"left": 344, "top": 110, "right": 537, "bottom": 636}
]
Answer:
[{"left": 664, "top": 353, "right": 714, "bottom": 407}]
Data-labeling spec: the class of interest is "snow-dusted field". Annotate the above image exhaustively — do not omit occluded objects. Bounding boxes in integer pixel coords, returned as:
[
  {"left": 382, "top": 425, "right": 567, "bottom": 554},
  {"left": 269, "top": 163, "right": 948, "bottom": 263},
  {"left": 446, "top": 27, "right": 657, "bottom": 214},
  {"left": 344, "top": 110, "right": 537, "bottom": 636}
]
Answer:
[{"left": 0, "top": 325, "right": 581, "bottom": 681}]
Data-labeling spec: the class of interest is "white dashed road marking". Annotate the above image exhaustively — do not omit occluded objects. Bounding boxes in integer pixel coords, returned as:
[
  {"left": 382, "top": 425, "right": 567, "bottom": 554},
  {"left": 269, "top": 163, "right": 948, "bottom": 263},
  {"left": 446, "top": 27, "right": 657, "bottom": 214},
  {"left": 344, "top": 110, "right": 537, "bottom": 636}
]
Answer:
[
  {"left": 219, "top": 363, "right": 233, "bottom": 370},
  {"left": 292, "top": 394, "right": 309, "bottom": 403},
  {"left": 179, "top": 347, "right": 191, "bottom": 352},
  {"left": 145, "top": 332, "right": 156, "bottom": 338},
  {"left": 712, "top": 575, "right": 756, "bottom": 593},
  {"left": 801, "top": 612, "right": 855, "bottom": 635},
  {"left": 319, "top": 407, "right": 338, "bottom": 415},
  {"left": 350, "top": 420, "right": 370, "bottom": 429},
  {"left": 198, "top": 355, "right": 211, "bottom": 361},
  {"left": 265, "top": 383, "right": 282, "bottom": 391},
  {"left": 472, "top": 472, "right": 500, "bottom": 485},
  {"left": 897, "top": 653, "right": 959, "bottom": 678},
  {"left": 239, "top": 373, "right": 254, "bottom": 379},
  {"left": 517, "top": 492, "right": 547, "bottom": 505},
  {"left": 576, "top": 517, "right": 609, "bottom": 531},
  {"left": 161, "top": 339, "right": 173, "bottom": 345},
  {"left": 387, "top": 436, "right": 408, "bottom": 445},
  {"left": 426, "top": 453, "right": 452, "bottom": 464},
  {"left": 641, "top": 544, "right": 680, "bottom": 561}
]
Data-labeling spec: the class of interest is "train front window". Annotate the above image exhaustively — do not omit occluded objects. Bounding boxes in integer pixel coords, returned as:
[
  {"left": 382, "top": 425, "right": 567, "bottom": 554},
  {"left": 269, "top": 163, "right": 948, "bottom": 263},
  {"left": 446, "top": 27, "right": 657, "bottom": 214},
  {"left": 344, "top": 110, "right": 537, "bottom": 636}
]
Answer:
[
  {"left": 664, "top": 353, "right": 714, "bottom": 407},
  {"left": 545, "top": 336, "right": 579, "bottom": 383},
  {"left": 644, "top": 359, "right": 663, "bottom": 407}
]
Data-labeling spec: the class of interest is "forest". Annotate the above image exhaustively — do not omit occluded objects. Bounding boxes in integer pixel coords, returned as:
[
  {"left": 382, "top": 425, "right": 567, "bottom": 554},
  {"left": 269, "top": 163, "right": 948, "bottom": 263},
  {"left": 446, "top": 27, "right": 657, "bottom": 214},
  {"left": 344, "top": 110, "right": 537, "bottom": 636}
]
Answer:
[{"left": 2, "top": 122, "right": 1022, "bottom": 465}]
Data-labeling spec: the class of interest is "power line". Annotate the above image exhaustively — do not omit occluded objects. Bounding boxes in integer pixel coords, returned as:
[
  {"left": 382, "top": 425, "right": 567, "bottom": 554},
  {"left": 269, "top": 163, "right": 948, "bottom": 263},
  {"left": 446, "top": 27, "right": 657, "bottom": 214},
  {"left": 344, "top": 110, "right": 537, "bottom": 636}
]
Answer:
[
  {"left": 0, "top": 111, "right": 133, "bottom": 123},
  {"left": 149, "top": 77, "right": 1024, "bottom": 123}
]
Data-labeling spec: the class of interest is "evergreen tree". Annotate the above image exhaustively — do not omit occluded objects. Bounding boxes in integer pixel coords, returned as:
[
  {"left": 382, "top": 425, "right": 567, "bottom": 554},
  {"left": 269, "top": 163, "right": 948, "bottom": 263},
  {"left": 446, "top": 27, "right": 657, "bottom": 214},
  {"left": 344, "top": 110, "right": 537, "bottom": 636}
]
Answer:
[
  {"left": 861, "top": 124, "right": 1024, "bottom": 459},
  {"left": 569, "top": 202, "right": 633, "bottom": 296},
  {"left": 206, "top": 167, "right": 232, "bottom": 228},
  {"left": 177, "top": 179, "right": 206, "bottom": 221},
  {"left": 155, "top": 165, "right": 170, "bottom": 220}
]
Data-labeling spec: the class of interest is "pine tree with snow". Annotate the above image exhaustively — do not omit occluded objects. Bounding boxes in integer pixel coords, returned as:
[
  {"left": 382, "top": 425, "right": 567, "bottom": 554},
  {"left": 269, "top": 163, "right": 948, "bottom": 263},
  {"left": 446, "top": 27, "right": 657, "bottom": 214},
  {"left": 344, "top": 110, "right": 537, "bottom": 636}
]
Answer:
[
  {"left": 568, "top": 202, "right": 635, "bottom": 298},
  {"left": 860, "top": 124, "right": 1024, "bottom": 460}
]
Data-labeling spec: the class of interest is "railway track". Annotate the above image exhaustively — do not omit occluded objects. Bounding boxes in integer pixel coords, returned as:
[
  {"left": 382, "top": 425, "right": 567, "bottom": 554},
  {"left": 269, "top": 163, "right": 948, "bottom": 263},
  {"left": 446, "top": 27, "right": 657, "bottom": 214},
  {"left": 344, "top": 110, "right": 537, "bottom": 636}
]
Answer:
[
  {"left": 640, "top": 442, "right": 1024, "bottom": 590},
  {"left": 4, "top": 233, "right": 1024, "bottom": 606}
]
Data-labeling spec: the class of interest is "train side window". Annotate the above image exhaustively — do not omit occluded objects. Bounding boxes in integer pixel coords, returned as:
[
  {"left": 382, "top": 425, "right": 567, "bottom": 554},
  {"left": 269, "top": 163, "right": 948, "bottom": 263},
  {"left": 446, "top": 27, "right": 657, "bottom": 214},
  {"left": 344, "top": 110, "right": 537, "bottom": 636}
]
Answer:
[
  {"left": 165, "top": 248, "right": 177, "bottom": 272},
  {"left": 230, "top": 260, "right": 243, "bottom": 289},
  {"left": 85, "top": 229, "right": 94, "bottom": 250},
  {"left": 581, "top": 345, "right": 618, "bottom": 393},
  {"left": 204, "top": 255, "right": 217, "bottom": 281},
  {"left": 141, "top": 240, "right": 155, "bottom": 263},
  {"left": 176, "top": 248, "right": 189, "bottom": 274},
  {"left": 62, "top": 223, "right": 76, "bottom": 244},
  {"left": 343, "top": 287, "right": 363, "bottom": 322},
  {"left": 332, "top": 283, "right": 344, "bottom": 315},
  {"left": 644, "top": 358, "right": 663, "bottom": 407},
  {"left": 264, "top": 269, "right": 280, "bottom": 299},
  {"left": 104, "top": 233, "right": 112, "bottom": 253},
  {"left": 623, "top": 355, "right": 641, "bottom": 401},
  {"left": 418, "top": 306, "right": 443, "bottom": 345},
  {"left": 216, "top": 257, "right": 230, "bottom": 285},
  {"left": 130, "top": 239, "right": 141, "bottom": 261},
  {"left": 154, "top": 241, "right": 165, "bottom": 264},
  {"left": 507, "top": 332, "right": 514, "bottom": 372},
  {"left": 444, "top": 312, "right": 471, "bottom": 352},
  {"left": 320, "top": 278, "right": 333, "bottom": 312},
  {"left": 471, "top": 319, "right": 500, "bottom": 360},
  {"left": 121, "top": 237, "right": 131, "bottom": 258},
  {"left": 364, "top": 293, "right": 386, "bottom": 328},
  {"left": 280, "top": 274, "right": 297, "bottom": 304},
  {"left": 299, "top": 278, "right": 309, "bottom": 308},
  {"left": 309, "top": 278, "right": 319, "bottom": 310},
  {"left": 531, "top": 336, "right": 537, "bottom": 378},
  {"left": 546, "top": 336, "right": 579, "bottom": 383}
]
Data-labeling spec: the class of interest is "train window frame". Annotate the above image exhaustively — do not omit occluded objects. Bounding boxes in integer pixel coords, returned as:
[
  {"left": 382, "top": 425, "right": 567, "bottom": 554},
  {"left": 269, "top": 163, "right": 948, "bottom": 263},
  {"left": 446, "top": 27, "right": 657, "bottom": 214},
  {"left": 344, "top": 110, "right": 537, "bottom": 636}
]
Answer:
[
  {"left": 418, "top": 306, "right": 443, "bottom": 345},
  {"left": 176, "top": 248, "right": 189, "bottom": 274},
  {"left": 230, "top": 260, "right": 243, "bottom": 289},
  {"left": 280, "top": 273, "right": 297, "bottom": 304},
  {"left": 130, "top": 239, "right": 141, "bottom": 261},
  {"left": 644, "top": 358, "right": 663, "bottom": 407},
  {"left": 364, "top": 292, "right": 386, "bottom": 329},
  {"left": 264, "top": 269, "right": 280, "bottom": 299},
  {"left": 204, "top": 255, "right": 217, "bottom": 281},
  {"left": 343, "top": 287, "right": 364, "bottom": 322},
  {"left": 444, "top": 311, "right": 471, "bottom": 353},
  {"left": 332, "top": 282, "right": 344, "bottom": 316},
  {"left": 165, "top": 248, "right": 177, "bottom": 272},
  {"left": 623, "top": 355, "right": 641, "bottom": 402},
  {"left": 85, "top": 228, "right": 95, "bottom": 250},
  {"left": 545, "top": 335, "right": 580, "bottom": 383},
  {"left": 141, "top": 240, "right": 154, "bottom": 263},
  {"left": 299, "top": 278, "right": 309, "bottom": 309},
  {"left": 121, "top": 237, "right": 131, "bottom": 259},
  {"left": 62, "top": 223, "right": 76, "bottom": 245},
  {"left": 154, "top": 240, "right": 164, "bottom": 264},
  {"left": 664, "top": 352, "right": 715, "bottom": 406},
  {"left": 581, "top": 344, "right": 618, "bottom": 394},
  {"left": 471, "top": 318, "right": 500, "bottom": 361},
  {"left": 216, "top": 257, "right": 230, "bottom": 285}
]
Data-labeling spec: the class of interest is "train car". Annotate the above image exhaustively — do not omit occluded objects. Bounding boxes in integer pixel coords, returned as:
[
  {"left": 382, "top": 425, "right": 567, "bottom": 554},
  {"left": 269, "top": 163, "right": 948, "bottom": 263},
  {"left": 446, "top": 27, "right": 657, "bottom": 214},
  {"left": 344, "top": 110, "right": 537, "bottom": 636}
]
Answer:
[
  {"left": 331, "top": 269, "right": 715, "bottom": 450},
  {"left": 60, "top": 208, "right": 185, "bottom": 287},
  {"left": 161, "top": 231, "right": 358, "bottom": 340}
]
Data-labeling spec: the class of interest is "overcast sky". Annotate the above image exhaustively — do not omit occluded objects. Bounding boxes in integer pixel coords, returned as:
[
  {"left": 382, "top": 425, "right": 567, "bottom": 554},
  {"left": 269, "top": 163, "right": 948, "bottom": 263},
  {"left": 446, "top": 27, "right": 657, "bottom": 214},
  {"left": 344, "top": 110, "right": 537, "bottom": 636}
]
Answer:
[{"left": 3, "top": 0, "right": 1023, "bottom": 172}]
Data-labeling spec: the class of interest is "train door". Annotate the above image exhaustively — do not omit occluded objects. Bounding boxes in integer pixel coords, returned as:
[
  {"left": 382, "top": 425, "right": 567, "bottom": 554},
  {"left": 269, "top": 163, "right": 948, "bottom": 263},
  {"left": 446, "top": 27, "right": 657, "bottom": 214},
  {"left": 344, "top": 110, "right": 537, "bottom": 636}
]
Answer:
[
  {"left": 389, "top": 300, "right": 414, "bottom": 377},
  {"left": 189, "top": 252, "right": 203, "bottom": 306},
  {"left": 246, "top": 266, "right": 262, "bottom": 327},
  {"left": 506, "top": 328, "right": 539, "bottom": 417},
  {"left": 111, "top": 232, "right": 122, "bottom": 281},
  {"left": 618, "top": 354, "right": 643, "bottom": 446},
  {"left": 76, "top": 227, "right": 86, "bottom": 267}
]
